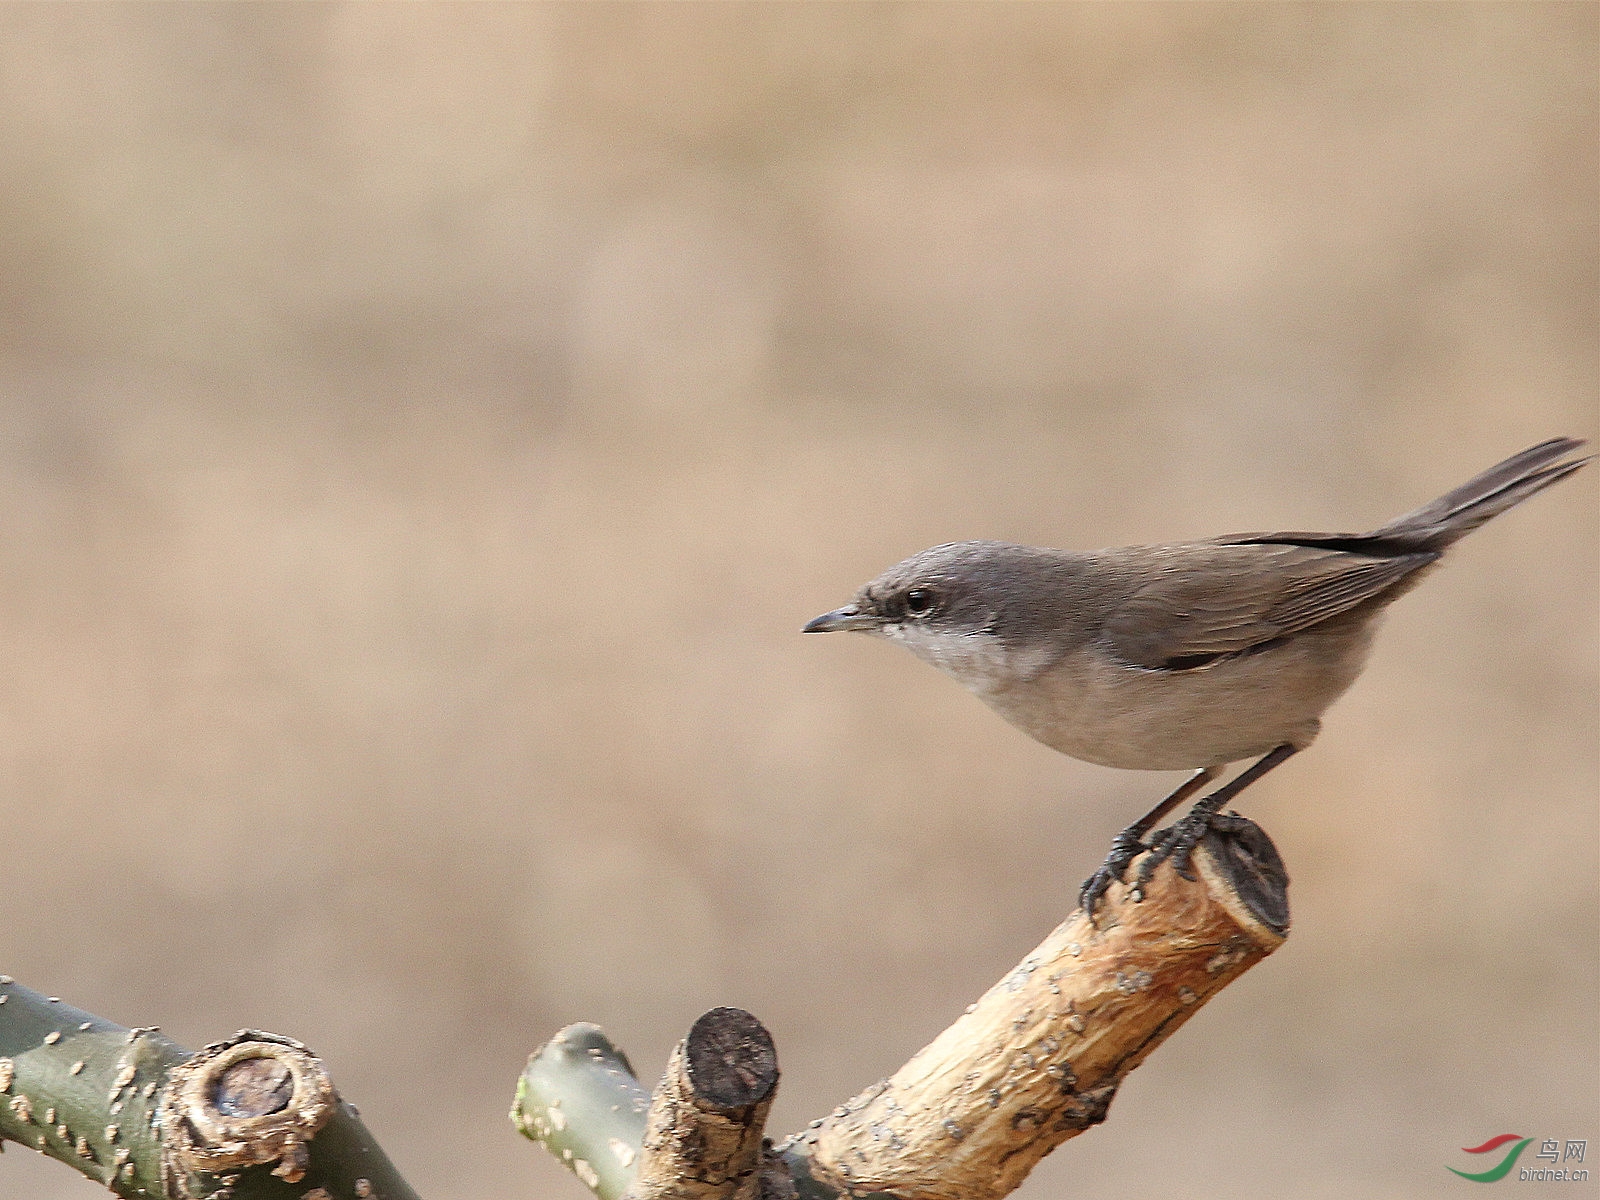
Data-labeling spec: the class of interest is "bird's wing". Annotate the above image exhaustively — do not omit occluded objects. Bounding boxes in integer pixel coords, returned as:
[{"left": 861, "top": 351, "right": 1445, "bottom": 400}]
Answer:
[{"left": 1101, "top": 541, "right": 1437, "bottom": 670}]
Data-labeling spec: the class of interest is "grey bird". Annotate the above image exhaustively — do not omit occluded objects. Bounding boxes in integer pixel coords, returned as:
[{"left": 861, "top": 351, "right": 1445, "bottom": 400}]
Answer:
[{"left": 803, "top": 437, "right": 1590, "bottom": 917}]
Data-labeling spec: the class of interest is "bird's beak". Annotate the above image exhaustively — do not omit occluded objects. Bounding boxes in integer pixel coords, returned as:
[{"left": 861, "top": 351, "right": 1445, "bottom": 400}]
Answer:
[{"left": 802, "top": 605, "right": 880, "bottom": 633}]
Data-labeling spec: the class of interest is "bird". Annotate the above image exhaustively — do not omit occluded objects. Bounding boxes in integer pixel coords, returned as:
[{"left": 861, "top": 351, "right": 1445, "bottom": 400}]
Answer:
[{"left": 802, "top": 437, "right": 1590, "bottom": 918}]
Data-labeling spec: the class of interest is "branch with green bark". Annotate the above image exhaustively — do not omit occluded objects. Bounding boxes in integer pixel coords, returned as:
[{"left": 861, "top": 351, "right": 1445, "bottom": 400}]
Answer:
[
  {"left": 0, "top": 978, "right": 419, "bottom": 1199},
  {"left": 514, "top": 819, "right": 1291, "bottom": 1200}
]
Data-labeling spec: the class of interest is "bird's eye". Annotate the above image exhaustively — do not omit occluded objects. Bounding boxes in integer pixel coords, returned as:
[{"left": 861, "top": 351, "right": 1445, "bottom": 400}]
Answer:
[{"left": 903, "top": 588, "right": 936, "bottom": 616}]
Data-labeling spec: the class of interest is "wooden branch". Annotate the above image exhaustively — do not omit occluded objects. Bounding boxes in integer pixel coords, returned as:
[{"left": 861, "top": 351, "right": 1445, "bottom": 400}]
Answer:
[
  {"left": 627, "top": 1008, "right": 784, "bottom": 1200},
  {"left": 0, "top": 978, "right": 422, "bottom": 1199},
  {"left": 518, "top": 818, "right": 1290, "bottom": 1200},
  {"left": 781, "top": 820, "right": 1288, "bottom": 1200},
  {"left": 6, "top": 819, "right": 1287, "bottom": 1200}
]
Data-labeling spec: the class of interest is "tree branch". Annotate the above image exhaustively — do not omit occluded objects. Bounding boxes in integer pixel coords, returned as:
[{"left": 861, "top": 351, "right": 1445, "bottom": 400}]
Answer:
[
  {"left": 782, "top": 822, "right": 1287, "bottom": 1199},
  {"left": 517, "top": 819, "right": 1290, "bottom": 1200},
  {"left": 0, "top": 977, "right": 421, "bottom": 1199},
  {"left": 628, "top": 1008, "right": 785, "bottom": 1200},
  {"left": 512, "top": 1022, "right": 652, "bottom": 1200}
]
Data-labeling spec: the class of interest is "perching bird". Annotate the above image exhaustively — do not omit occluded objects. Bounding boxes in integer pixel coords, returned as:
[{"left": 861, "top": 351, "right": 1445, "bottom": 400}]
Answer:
[{"left": 803, "top": 437, "right": 1590, "bottom": 917}]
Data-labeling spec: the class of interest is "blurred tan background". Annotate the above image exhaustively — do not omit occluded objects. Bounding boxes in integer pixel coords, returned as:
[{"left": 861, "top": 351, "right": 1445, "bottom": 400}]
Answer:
[{"left": 1, "top": 5, "right": 1595, "bottom": 1198}]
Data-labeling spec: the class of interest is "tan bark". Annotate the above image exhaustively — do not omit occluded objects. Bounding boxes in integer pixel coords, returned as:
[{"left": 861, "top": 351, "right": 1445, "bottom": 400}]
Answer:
[
  {"left": 522, "top": 820, "right": 1289, "bottom": 1200},
  {"left": 788, "top": 825, "right": 1287, "bottom": 1200},
  {"left": 627, "top": 1008, "right": 784, "bottom": 1200}
]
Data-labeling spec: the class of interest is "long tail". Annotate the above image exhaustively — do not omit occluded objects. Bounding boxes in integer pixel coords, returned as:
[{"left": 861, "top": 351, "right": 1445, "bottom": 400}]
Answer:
[{"left": 1372, "top": 436, "right": 1590, "bottom": 548}]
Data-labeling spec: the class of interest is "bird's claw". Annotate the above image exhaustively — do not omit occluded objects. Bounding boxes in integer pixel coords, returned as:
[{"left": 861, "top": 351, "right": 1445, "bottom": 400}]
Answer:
[
  {"left": 1082, "top": 808, "right": 1253, "bottom": 921},
  {"left": 1078, "top": 827, "right": 1148, "bottom": 921},
  {"left": 1135, "top": 808, "right": 1243, "bottom": 890},
  {"left": 1136, "top": 815, "right": 1201, "bottom": 887}
]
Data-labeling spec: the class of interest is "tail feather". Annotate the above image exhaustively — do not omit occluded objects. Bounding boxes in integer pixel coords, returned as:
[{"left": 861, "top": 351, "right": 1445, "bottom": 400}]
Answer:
[{"left": 1372, "top": 436, "right": 1590, "bottom": 547}]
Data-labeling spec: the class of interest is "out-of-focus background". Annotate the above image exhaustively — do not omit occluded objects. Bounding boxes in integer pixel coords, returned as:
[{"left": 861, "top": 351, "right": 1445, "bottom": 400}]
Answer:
[{"left": 1, "top": 5, "right": 1594, "bottom": 1198}]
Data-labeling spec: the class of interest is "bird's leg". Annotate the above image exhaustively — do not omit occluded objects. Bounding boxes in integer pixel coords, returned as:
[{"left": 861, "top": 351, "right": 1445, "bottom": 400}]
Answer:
[
  {"left": 1134, "top": 743, "right": 1300, "bottom": 891},
  {"left": 1079, "top": 766, "right": 1219, "bottom": 920}
]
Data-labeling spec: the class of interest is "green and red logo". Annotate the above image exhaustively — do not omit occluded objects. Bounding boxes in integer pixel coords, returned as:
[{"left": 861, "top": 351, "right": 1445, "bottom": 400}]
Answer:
[{"left": 1449, "top": 1135, "right": 1533, "bottom": 1182}]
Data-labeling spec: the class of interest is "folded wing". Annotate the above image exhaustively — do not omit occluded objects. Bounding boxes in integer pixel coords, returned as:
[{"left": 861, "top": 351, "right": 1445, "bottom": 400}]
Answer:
[{"left": 1102, "top": 542, "right": 1437, "bottom": 670}]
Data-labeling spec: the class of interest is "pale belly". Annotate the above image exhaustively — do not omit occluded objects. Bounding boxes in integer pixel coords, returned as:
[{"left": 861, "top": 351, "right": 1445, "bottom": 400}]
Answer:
[{"left": 976, "top": 620, "right": 1379, "bottom": 771}]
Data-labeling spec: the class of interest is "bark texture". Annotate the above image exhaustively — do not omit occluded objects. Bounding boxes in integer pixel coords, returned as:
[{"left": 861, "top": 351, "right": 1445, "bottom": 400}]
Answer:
[
  {"left": 0, "top": 977, "right": 420, "bottom": 1199},
  {"left": 782, "top": 827, "right": 1287, "bottom": 1200},
  {"left": 626, "top": 1009, "right": 785, "bottom": 1200},
  {"left": 519, "top": 818, "right": 1290, "bottom": 1200}
]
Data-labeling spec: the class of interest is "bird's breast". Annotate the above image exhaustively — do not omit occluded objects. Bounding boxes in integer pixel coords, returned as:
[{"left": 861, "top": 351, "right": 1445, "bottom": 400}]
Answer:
[{"left": 971, "top": 620, "right": 1378, "bottom": 770}]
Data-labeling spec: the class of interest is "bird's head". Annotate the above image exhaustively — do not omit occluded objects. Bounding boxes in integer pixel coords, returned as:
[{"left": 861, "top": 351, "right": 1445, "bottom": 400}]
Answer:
[{"left": 803, "top": 540, "right": 1071, "bottom": 690}]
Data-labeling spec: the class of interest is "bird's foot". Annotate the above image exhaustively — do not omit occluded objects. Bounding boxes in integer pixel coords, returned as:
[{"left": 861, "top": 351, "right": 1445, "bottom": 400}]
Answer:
[
  {"left": 1078, "top": 827, "right": 1149, "bottom": 922},
  {"left": 1135, "top": 808, "right": 1246, "bottom": 890}
]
